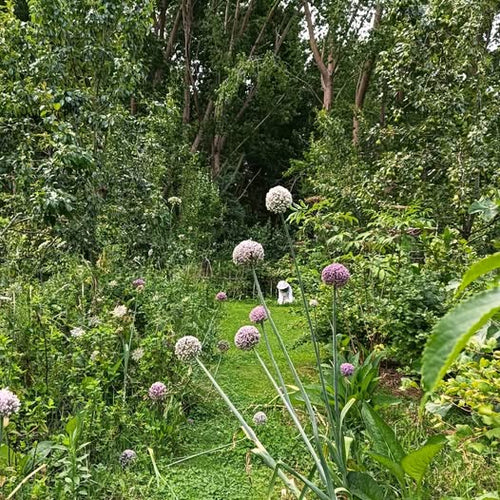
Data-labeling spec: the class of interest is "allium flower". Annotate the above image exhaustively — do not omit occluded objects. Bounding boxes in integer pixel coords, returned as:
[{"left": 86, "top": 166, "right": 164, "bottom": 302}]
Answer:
[
  {"left": 119, "top": 449, "right": 137, "bottom": 468},
  {"left": 168, "top": 196, "right": 182, "bottom": 205},
  {"left": 253, "top": 411, "right": 267, "bottom": 425},
  {"left": 234, "top": 326, "right": 260, "bottom": 350},
  {"left": 232, "top": 240, "right": 264, "bottom": 266},
  {"left": 217, "top": 340, "right": 230, "bottom": 353},
  {"left": 309, "top": 299, "right": 319, "bottom": 308},
  {"left": 132, "top": 278, "right": 145, "bottom": 288},
  {"left": 112, "top": 305, "right": 128, "bottom": 318},
  {"left": 132, "top": 347, "right": 144, "bottom": 362},
  {"left": 340, "top": 363, "right": 355, "bottom": 377},
  {"left": 321, "top": 263, "right": 351, "bottom": 287},
  {"left": 175, "top": 336, "right": 202, "bottom": 361},
  {"left": 90, "top": 350, "right": 99, "bottom": 361},
  {"left": 249, "top": 305, "right": 268, "bottom": 324},
  {"left": 109, "top": 280, "right": 118, "bottom": 288},
  {"left": 0, "top": 388, "right": 21, "bottom": 417},
  {"left": 265, "top": 186, "right": 293, "bottom": 214},
  {"left": 148, "top": 382, "right": 167, "bottom": 401},
  {"left": 215, "top": 291, "right": 227, "bottom": 302},
  {"left": 70, "top": 327, "right": 85, "bottom": 338}
]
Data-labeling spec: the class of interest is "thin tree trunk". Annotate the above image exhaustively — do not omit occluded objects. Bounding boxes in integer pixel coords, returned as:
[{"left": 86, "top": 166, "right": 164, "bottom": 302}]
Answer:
[{"left": 181, "top": 0, "right": 193, "bottom": 124}]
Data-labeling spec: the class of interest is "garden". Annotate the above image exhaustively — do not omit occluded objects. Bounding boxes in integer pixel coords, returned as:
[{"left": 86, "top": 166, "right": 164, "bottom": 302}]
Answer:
[{"left": 1, "top": 0, "right": 499, "bottom": 498}]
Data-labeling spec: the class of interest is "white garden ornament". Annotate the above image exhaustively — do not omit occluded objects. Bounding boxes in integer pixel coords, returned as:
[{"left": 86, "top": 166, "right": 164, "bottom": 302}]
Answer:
[{"left": 276, "top": 280, "right": 294, "bottom": 305}]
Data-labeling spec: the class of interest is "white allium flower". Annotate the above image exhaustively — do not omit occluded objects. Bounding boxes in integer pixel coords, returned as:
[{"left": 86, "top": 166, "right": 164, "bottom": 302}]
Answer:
[
  {"left": 131, "top": 347, "right": 144, "bottom": 362},
  {"left": 253, "top": 411, "right": 267, "bottom": 425},
  {"left": 175, "top": 336, "right": 202, "bottom": 361},
  {"left": 90, "top": 350, "right": 99, "bottom": 361},
  {"left": 265, "top": 186, "right": 293, "bottom": 214},
  {"left": 109, "top": 280, "right": 118, "bottom": 288},
  {"left": 112, "top": 305, "right": 128, "bottom": 318},
  {"left": 168, "top": 196, "right": 182, "bottom": 205},
  {"left": 70, "top": 327, "right": 85, "bottom": 338},
  {"left": 309, "top": 299, "right": 319, "bottom": 308},
  {"left": 232, "top": 240, "right": 264, "bottom": 266}
]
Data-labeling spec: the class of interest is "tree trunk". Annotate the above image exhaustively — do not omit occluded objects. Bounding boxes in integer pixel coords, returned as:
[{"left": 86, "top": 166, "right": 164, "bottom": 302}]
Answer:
[{"left": 181, "top": 0, "right": 193, "bottom": 124}]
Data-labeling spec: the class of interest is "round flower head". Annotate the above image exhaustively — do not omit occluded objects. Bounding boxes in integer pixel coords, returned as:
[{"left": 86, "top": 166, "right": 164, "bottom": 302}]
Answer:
[
  {"left": 249, "top": 305, "right": 268, "bottom": 324},
  {"left": 265, "top": 186, "right": 293, "bottom": 214},
  {"left": 168, "top": 196, "right": 182, "bottom": 205},
  {"left": 217, "top": 340, "right": 230, "bottom": 353},
  {"left": 215, "top": 291, "right": 227, "bottom": 302},
  {"left": 253, "top": 411, "right": 267, "bottom": 425},
  {"left": 0, "top": 388, "right": 21, "bottom": 418},
  {"left": 119, "top": 449, "right": 137, "bottom": 468},
  {"left": 133, "top": 278, "right": 145, "bottom": 288},
  {"left": 148, "top": 382, "right": 167, "bottom": 401},
  {"left": 70, "top": 327, "right": 85, "bottom": 338},
  {"left": 132, "top": 347, "right": 145, "bottom": 362},
  {"left": 112, "top": 305, "right": 128, "bottom": 318},
  {"left": 175, "top": 335, "right": 202, "bottom": 362},
  {"left": 309, "top": 299, "right": 319, "bottom": 308},
  {"left": 232, "top": 240, "right": 264, "bottom": 266},
  {"left": 340, "top": 363, "right": 355, "bottom": 377},
  {"left": 321, "top": 263, "right": 351, "bottom": 287},
  {"left": 234, "top": 326, "right": 260, "bottom": 350}
]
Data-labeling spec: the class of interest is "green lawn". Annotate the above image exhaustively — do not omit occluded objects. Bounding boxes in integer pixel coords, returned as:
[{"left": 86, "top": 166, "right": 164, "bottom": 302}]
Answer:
[{"left": 159, "top": 300, "right": 317, "bottom": 499}]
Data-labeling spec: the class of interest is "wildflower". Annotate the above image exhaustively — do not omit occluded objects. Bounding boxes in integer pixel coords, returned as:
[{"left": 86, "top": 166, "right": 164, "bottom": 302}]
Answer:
[
  {"left": 265, "top": 186, "right": 293, "bottom": 214},
  {"left": 309, "top": 299, "right": 319, "bottom": 308},
  {"left": 215, "top": 291, "right": 227, "bottom": 302},
  {"left": 321, "top": 263, "right": 350, "bottom": 287},
  {"left": 168, "top": 196, "right": 182, "bottom": 205},
  {"left": 217, "top": 340, "right": 230, "bottom": 353},
  {"left": 119, "top": 449, "right": 137, "bottom": 468},
  {"left": 131, "top": 347, "right": 144, "bottom": 362},
  {"left": 112, "top": 305, "right": 128, "bottom": 318},
  {"left": 109, "top": 280, "right": 118, "bottom": 288},
  {"left": 175, "top": 336, "right": 202, "bottom": 362},
  {"left": 253, "top": 411, "right": 267, "bottom": 425},
  {"left": 340, "top": 363, "right": 355, "bottom": 377},
  {"left": 0, "top": 388, "right": 21, "bottom": 418},
  {"left": 249, "top": 305, "right": 268, "bottom": 324},
  {"left": 148, "top": 382, "right": 167, "bottom": 401},
  {"left": 88, "top": 316, "right": 101, "bottom": 327},
  {"left": 232, "top": 240, "right": 264, "bottom": 266},
  {"left": 132, "top": 278, "right": 145, "bottom": 289},
  {"left": 234, "top": 326, "right": 260, "bottom": 350},
  {"left": 90, "top": 350, "right": 99, "bottom": 361},
  {"left": 70, "top": 327, "right": 85, "bottom": 338}
]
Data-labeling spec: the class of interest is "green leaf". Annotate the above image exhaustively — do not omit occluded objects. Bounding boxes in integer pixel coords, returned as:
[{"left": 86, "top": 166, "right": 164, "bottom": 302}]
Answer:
[
  {"left": 468, "top": 198, "right": 499, "bottom": 222},
  {"left": 368, "top": 452, "right": 405, "bottom": 484},
  {"left": 457, "top": 253, "right": 500, "bottom": 295},
  {"left": 401, "top": 435, "right": 446, "bottom": 486},
  {"left": 347, "top": 471, "right": 386, "bottom": 500},
  {"left": 421, "top": 287, "right": 500, "bottom": 394},
  {"left": 361, "top": 403, "right": 405, "bottom": 462}
]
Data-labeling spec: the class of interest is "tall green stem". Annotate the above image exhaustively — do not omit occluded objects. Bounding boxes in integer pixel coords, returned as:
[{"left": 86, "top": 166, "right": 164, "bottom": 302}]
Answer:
[{"left": 195, "top": 358, "right": 301, "bottom": 497}]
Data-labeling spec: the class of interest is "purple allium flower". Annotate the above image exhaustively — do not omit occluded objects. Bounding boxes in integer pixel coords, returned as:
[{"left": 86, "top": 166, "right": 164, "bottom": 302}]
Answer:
[
  {"left": 215, "top": 291, "right": 227, "bottom": 302},
  {"left": 249, "top": 305, "right": 268, "bottom": 324},
  {"left": 217, "top": 340, "right": 230, "bottom": 353},
  {"left": 133, "top": 278, "right": 145, "bottom": 289},
  {"left": 119, "top": 449, "right": 137, "bottom": 468},
  {"left": 0, "top": 388, "right": 21, "bottom": 418},
  {"left": 148, "top": 382, "right": 167, "bottom": 401},
  {"left": 232, "top": 240, "right": 264, "bottom": 266},
  {"left": 309, "top": 299, "right": 319, "bottom": 308},
  {"left": 234, "top": 326, "right": 260, "bottom": 350},
  {"left": 265, "top": 186, "right": 293, "bottom": 214},
  {"left": 253, "top": 411, "right": 267, "bottom": 425},
  {"left": 340, "top": 363, "right": 355, "bottom": 377},
  {"left": 175, "top": 335, "right": 202, "bottom": 361},
  {"left": 321, "top": 263, "right": 351, "bottom": 287}
]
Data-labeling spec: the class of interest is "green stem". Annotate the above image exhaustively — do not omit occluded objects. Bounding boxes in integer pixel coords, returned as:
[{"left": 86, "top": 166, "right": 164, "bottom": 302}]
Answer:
[
  {"left": 252, "top": 269, "right": 335, "bottom": 497},
  {"left": 195, "top": 358, "right": 301, "bottom": 497},
  {"left": 280, "top": 214, "right": 335, "bottom": 430}
]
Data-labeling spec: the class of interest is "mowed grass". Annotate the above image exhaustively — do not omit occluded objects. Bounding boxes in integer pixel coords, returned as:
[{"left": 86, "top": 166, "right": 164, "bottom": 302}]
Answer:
[{"left": 158, "top": 300, "right": 318, "bottom": 500}]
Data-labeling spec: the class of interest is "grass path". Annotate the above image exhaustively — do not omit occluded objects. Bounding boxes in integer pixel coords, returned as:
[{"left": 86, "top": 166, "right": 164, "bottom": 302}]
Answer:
[{"left": 161, "top": 300, "right": 317, "bottom": 499}]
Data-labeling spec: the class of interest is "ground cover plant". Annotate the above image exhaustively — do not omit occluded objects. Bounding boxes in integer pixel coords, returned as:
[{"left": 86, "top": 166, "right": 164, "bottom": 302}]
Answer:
[{"left": 1, "top": 0, "right": 500, "bottom": 498}]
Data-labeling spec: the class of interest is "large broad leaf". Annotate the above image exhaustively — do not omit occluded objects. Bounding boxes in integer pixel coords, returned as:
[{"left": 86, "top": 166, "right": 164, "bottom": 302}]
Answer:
[
  {"left": 347, "top": 471, "right": 386, "bottom": 500},
  {"left": 421, "top": 287, "right": 500, "bottom": 394},
  {"left": 361, "top": 404, "right": 405, "bottom": 462},
  {"left": 401, "top": 435, "right": 446, "bottom": 486},
  {"left": 456, "top": 253, "right": 500, "bottom": 295},
  {"left": 368, "top": 452, "right": 405, "bottom": 484}
]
